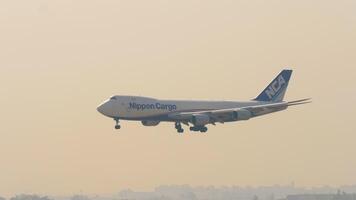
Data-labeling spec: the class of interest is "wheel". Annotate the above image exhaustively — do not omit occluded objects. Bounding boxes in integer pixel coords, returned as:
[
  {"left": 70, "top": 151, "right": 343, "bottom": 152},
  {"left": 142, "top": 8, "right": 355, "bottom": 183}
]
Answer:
[
  {"left": 115, "top": 125, "right": 121, "bottom": 129},
  {"left": 175, "top": 122, "right": 184, "bottom": 133},
  {"left": 200, "top": 127, "right": 208, "bottom": 133}
]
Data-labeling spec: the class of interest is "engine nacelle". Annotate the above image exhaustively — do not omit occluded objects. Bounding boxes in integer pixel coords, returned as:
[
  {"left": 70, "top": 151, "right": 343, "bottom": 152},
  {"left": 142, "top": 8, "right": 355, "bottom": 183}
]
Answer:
[
  {"left": 192, "top": 114, "right": 210, "bottom": 126},
  {"left": 141, "top": 120, "right": 160, "bottom": 126},
  {"left": 232, "top": 109, "right": 252, "bottom": 121}
]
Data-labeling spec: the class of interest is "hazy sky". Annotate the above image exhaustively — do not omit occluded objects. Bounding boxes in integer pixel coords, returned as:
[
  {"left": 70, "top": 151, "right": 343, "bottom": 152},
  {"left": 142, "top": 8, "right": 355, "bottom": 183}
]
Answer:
[{"left": 1, "top": 0, "right": 356, "bottom": 197}]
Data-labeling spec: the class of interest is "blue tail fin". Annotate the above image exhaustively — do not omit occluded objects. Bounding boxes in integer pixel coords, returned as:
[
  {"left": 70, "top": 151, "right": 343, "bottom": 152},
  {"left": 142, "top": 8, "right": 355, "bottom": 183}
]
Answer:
[{"left": 254, "top": 69, "right": 293, "bottom": 102}]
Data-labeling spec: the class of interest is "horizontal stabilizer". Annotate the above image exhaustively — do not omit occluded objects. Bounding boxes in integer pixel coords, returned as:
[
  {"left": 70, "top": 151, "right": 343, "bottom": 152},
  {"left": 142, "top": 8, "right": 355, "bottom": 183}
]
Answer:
[{"left": 288, "top": 98, "right": 312, "bottom": 106}]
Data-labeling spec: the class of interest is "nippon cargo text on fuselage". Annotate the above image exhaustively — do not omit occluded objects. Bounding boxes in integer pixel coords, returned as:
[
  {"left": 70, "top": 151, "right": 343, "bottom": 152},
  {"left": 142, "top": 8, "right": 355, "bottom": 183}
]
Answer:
[{"left": 129, "top": 102, "right": 177, "bottom": 111}]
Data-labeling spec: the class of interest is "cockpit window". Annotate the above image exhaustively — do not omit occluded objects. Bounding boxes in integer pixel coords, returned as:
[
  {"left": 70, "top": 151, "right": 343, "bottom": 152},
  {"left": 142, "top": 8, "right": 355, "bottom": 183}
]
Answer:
[{"left": 110, "top": 96, "right": 117, "bottom": 100}]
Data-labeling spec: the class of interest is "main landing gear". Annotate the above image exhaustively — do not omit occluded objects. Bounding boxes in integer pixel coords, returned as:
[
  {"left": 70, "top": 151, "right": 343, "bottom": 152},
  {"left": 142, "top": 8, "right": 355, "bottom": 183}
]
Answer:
[
  {"left": 175, "top": 122, "right": 208, "bottom": 133},
  {"left": 190, "top": 126, "right": 208, "bottom": 133},
  {"left": 114, "top": 118, "right": 121, "bottom": 129},
  {"left": 175, "top": 122, "right": 184, "bottom": 133}
]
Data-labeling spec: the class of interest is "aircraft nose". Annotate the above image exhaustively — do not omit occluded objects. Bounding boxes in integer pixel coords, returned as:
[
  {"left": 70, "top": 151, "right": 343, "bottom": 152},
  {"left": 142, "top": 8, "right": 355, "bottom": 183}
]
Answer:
[
  {"left": 97, "top": 104, "right": 104, "bottom": 114},
  {"left": 97, "top": 101, "right": 113, "bottom": 117}
]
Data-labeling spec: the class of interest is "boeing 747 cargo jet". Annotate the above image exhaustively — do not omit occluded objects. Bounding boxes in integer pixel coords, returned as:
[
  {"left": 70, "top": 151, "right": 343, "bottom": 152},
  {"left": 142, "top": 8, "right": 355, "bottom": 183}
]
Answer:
[{"left": 97, "top": 70, "right": 311, "bottom": 133}]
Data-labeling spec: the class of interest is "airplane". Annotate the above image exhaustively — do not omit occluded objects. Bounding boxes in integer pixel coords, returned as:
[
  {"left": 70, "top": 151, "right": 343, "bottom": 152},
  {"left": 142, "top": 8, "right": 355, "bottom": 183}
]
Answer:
[{"left": 97, "top": 69, "right": 311, "bottom": 133}]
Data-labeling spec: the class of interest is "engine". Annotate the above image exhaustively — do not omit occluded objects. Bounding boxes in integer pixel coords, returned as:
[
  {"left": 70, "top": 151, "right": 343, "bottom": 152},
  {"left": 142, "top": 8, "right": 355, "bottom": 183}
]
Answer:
[
  {"left": 192, "top": 114, "right": 210, "bottom": 126},
  {"left": 232, "top": 109, "right": 252, "bottom": 121},
  {"left": 141, "top": 120, "right": 160, "bottom": 126}
]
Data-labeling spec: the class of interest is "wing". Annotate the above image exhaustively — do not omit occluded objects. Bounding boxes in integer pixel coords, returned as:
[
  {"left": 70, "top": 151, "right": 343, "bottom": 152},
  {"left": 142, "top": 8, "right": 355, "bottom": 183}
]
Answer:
[{"left": 169, "top": 99, "right": 311, "bottom": 124}]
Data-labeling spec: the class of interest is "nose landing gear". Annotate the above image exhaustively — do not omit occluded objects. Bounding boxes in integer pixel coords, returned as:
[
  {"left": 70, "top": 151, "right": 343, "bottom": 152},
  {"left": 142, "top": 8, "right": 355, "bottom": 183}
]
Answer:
[{"left": 114, "top": 118, "right": 121, "bottom": 129}]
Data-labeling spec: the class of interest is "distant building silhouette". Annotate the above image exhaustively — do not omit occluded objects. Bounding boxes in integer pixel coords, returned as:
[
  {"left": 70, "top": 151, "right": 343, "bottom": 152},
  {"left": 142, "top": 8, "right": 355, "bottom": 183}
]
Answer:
[
  {"left": 10, "top": 194, "right": 51, "bottom": 200},
  {"left": 116, "top": 185, "right": 356, "bottom": 200},
  {"left": 285, "top": 193, "right": 356, "bottom": 200},
  {"left": 70, "top": 195, "right": 90, "bottom": 200},
  {"left": 4, "top": 185, "right": 356, "bottom": 200}
]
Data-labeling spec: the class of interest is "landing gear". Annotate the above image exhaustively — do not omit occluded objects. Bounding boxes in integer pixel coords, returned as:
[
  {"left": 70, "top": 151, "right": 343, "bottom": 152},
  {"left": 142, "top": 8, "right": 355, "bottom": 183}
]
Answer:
[
  {"left": 175, "top": 122, "right": 184, "bottom": 133},
  {"left": 114, "top": 118, "right": 121, "bottom": 129},
  {"left": 189, "top": 126, "right": 208, "bottom": 133},
  {"left": 200, "top": 127, "right": 208, "bottom": 133}
]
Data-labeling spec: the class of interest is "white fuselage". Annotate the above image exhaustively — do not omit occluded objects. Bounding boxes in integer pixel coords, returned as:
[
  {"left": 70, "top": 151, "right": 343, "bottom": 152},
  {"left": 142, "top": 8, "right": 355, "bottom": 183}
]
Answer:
[{"left": 97, "top": 95, "right": 266, "bottom": 121}]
